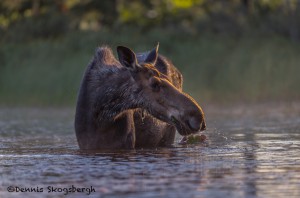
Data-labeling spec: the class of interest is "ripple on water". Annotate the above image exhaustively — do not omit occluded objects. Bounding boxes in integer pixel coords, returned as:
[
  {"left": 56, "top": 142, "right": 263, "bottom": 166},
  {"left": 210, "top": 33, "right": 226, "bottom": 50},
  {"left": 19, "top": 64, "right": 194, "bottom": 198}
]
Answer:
[{"left": 0, "top": 106, "right": 300, "bottom": 198}]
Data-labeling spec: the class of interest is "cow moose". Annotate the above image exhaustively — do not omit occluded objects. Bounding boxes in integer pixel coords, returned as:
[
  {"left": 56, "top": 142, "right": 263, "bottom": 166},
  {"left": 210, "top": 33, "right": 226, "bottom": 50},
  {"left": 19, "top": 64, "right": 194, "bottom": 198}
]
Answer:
[{"left": 75, "top": 44, "right": 206, "bottom": 149}]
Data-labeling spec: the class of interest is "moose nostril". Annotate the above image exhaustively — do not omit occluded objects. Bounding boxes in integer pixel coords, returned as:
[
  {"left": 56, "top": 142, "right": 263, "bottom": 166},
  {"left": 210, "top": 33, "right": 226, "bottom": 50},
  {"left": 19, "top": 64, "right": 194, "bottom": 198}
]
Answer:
[
  {"left": 200, "top": 121, "right": 206, "bottom": 131},
  {"left": 187, "top": 117, "right": 200, "bottom": 131}
]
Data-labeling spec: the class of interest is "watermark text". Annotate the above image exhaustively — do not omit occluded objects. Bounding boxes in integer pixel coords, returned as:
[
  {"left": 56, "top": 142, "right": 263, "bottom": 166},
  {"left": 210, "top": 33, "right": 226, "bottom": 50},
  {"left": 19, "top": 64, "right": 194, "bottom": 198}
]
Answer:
[{"left": 7, "top": 185, "right": 95, "bottom": 195}]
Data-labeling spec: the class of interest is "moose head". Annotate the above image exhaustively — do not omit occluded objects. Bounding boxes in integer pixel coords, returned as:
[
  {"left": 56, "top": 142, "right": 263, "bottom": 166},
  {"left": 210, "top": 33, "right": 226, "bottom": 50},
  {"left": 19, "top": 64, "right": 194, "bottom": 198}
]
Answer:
[{"left": 117, "top": 44, "right": 206, "bottom": 136}]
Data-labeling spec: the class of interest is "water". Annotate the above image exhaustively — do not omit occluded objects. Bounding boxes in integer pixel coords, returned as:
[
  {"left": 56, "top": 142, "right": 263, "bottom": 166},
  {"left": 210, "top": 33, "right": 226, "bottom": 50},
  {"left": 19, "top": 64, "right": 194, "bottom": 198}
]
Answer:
[{"left": 0, "top": 103, "right": 300, "bottom": 198}]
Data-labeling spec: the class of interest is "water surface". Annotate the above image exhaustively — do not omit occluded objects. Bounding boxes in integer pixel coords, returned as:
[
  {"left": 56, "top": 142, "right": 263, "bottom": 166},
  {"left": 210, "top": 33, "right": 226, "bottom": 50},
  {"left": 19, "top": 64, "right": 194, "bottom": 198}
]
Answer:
[{"left": 0, "top": 103, "right": 300, "bottom": 198}]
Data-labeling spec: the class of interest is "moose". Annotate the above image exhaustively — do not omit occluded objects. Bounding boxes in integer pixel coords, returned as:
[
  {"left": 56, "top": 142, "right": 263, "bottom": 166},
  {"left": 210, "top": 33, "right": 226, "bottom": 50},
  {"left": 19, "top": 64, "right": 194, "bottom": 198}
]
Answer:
[{"left": 75, "top": 44, "right": 206, "bottom": 149}]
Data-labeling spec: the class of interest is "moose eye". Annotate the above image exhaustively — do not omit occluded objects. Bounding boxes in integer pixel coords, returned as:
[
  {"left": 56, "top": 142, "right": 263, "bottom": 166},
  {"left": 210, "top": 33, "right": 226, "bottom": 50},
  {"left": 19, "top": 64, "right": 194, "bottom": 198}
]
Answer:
[{"left": 151, "top": 80, "right": 160, "bottom": 92}]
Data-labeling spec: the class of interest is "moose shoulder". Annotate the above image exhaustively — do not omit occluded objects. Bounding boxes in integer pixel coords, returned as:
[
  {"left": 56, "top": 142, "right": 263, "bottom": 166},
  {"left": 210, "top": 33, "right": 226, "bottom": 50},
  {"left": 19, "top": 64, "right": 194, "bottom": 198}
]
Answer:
[{"left": 75, "top": 45, "right": 206, "bottom": 150}]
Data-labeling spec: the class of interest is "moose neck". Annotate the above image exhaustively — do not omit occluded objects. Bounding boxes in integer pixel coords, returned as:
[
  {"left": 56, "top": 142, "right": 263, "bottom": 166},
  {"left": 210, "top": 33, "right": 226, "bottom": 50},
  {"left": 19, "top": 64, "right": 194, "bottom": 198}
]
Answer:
[{"left": 93, "top": 70, "right": 140, "bottom": 122}]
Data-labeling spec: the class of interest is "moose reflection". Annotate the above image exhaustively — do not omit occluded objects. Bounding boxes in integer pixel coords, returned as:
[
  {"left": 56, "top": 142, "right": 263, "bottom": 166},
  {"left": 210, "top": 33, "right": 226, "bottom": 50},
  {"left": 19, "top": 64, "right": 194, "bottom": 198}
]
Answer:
[{"left": 75, "top": 44, "right": 206, "bottom": 149}]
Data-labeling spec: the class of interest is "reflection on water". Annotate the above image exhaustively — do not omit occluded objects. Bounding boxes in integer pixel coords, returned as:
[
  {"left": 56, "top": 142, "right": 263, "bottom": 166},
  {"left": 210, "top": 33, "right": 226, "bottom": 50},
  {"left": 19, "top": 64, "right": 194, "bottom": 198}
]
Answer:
[{"left": 0, "top": 104, "right": 300, "bottom": 198}]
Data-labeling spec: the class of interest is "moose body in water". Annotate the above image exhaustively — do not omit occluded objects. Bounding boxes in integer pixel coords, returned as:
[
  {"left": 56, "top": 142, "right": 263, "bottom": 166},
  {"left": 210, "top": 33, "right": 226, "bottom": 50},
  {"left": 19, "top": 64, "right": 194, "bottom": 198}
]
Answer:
[{"left": 75, "top": 44, "right": 206, "bottom": 149}]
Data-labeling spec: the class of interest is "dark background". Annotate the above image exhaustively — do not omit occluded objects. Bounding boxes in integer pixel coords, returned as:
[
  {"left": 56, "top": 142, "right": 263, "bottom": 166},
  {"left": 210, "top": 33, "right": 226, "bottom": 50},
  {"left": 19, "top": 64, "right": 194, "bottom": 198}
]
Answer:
[{"left": 0, "top": 0, "right": 299, "bottom": 106}]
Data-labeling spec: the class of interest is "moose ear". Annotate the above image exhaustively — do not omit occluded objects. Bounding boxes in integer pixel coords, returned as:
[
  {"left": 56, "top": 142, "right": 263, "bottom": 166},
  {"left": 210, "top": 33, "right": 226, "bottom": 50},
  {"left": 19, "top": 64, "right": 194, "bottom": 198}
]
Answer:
[
  {"left": 145, "top": 43, "right": 159, "bottom": 65},
  {"left": 117, "top": 46, "right": 138, "bottom": 70}
]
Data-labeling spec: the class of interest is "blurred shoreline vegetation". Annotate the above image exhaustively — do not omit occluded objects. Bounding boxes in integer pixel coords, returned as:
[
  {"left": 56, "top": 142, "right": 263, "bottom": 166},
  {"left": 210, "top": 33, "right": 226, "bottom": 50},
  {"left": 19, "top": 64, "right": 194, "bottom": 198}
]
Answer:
[{"left": 0, "top": 0, "right": 300, "bottom": 106}]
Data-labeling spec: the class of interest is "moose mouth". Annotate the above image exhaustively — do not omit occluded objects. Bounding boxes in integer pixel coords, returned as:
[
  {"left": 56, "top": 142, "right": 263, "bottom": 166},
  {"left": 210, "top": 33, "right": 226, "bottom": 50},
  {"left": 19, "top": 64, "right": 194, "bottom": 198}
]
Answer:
[{"left": 171, "top": 116, "right": 197, "bottom": 136}]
